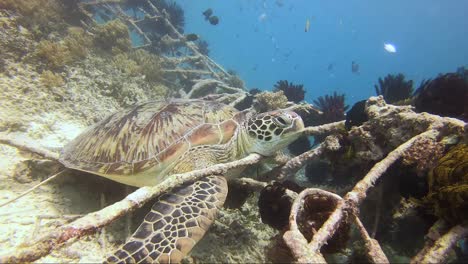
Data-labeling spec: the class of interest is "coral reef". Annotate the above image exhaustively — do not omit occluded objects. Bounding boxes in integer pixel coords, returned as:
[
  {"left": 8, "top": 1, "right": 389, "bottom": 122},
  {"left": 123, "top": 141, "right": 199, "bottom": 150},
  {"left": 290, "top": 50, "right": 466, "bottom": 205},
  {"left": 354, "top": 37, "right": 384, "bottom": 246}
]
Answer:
[
  {"left": 374, "top": 73, "right": 413, "bottom": 104},
  {"left": 273, "top": 80, "right": 305, "bottom": 103},
  {"left": 225, "top": 70, "right": 245, "bottom": 89},
  {"left": 93, "top": 19, "right": 132, "bottom": 54},
  {"left": 401, "top": 136, "right": 445, "bottom": 175},
  {"left": 2, "top": 0, "right": 468, "bottom": 262},
  {"left": 35, "top": 40, "right": 73, "bottom": 69},
  {"left": 0, "top": 0, "right": 66, "bottom": 37},
  {"left": 195, "top": 39, "right": 209, "bottom": 56},
  {"left": 34, "top": 27, "right": 92, "bottom": 69},
  {"left": 253, "top": 91, "right": 289, "bottom": 113},
  {"left": 313, "top": 92, "right": 349, "bottom": 124},
  {"left": 154, "top": 0, "right": 185, "bottom": 33},
  {"left": 39, "top": 70, "right": 64, "bottom": 88},
  {"left": 413, "top": 73, "right": 468, "bottom": 121},
  {"left": 258, "top": 181, "right": 303, "bottom": 231}
]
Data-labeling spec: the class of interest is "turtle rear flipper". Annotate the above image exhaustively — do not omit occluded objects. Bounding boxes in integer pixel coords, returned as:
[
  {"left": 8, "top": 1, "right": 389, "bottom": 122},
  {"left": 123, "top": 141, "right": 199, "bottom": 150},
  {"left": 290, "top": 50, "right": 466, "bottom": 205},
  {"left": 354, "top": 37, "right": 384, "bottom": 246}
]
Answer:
[{"left": 106, "top": 176, "right": 228, "bottom": 264}]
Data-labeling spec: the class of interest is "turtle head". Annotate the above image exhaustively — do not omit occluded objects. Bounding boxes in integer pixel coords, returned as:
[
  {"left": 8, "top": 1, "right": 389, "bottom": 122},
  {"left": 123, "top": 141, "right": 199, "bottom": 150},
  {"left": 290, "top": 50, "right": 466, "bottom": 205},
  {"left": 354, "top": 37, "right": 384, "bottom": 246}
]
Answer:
[{"left": 245, "top": 110, "right": 304, "bottom": 156}]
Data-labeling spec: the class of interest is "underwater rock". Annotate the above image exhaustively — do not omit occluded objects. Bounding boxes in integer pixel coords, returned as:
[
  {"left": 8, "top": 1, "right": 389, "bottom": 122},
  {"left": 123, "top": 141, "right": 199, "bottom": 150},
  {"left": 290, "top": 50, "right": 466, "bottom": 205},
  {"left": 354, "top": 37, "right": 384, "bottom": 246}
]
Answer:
[
  {"left": 413, "top": 73, "right": 468, "bottom": 121},
  {"left": 273, "top": 80, "right": 305, "bottom": 103},
  {"left": 345, "top": 100, "right": 368, "bottom": 130},
  {"left": 313, "top": 92, "right": 349, "bottom": 124},
  {"left": 401, "top": 135, "right": 445, "bottom": 176},
  {"left": 425, "top": 143, "right": 468, "bottom": 224},
  {"left": 348, "top": 96, "right": 436, "bottom": 162},
  {"left": 374, "top": 73, "right": 414, "bottom": 104}
]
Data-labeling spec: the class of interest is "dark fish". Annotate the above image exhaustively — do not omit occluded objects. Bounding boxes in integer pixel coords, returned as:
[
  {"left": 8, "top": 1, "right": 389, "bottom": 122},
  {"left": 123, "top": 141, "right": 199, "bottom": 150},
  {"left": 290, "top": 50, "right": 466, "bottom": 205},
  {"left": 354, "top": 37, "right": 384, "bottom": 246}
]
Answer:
[
  {"left": 327, "top": 63, "right": 334, "bottom": 72},
  {"left": 209, "top": 16, "right": 219, "bottom": 25},
  {"left": 351, "top": 61, "right": 359, "bottom": 74},
  {"left": 185, "top": 33, "right": 198, "bottom": 41},
  {"left": 203, "top": 8, "right": 213, "bottom": 19}
]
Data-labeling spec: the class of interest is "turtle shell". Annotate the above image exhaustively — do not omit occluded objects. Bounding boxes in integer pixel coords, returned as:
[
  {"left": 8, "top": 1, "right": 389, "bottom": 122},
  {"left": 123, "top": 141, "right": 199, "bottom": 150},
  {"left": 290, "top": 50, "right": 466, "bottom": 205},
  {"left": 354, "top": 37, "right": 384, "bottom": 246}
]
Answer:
[
  {"left": 60, "top": 99, "right": 242, "bottom": 187},
  {"left": 426, "top": 143, "right": 468, "bottom": 224}
]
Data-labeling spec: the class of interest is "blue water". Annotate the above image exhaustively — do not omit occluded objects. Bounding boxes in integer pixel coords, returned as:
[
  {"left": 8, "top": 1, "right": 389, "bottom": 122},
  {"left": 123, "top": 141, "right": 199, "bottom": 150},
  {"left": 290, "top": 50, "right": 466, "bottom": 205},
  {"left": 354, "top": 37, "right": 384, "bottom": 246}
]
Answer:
[{"left": 179, "top": 0, "right": 468, "bottom": 106}]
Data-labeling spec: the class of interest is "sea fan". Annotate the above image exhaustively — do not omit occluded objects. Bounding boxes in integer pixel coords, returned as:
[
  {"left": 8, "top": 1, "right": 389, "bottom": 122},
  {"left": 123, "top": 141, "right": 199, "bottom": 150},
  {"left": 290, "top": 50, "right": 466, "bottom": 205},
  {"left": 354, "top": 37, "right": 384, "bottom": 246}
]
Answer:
[
  {"left": 374, "top": 73, "right": 413, "bottom": 104},
  {"left": 313, "top": 92, "right": 349, "bottom": 124},
  {"left": 273, "top": 80, "right": 305, "bottom": 103}
]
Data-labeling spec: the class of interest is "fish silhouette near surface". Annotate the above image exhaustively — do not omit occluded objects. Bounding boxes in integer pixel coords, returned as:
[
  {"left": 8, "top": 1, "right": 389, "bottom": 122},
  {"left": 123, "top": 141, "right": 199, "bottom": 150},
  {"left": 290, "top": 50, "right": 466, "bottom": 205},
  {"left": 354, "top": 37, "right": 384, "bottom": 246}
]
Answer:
[
  {"left": 351, "top": 61, "right": 360, "bottom": 74},
  {"left": 209, "top": 16, "right": 219, "bottom": 25},
  {"left": 384, "top": 43, "right": 397, "bottom": 53},
  {"left": 202, "top": 8, "right": 219, "bottom": 26},
  {"left": 202, "top": 8, "right": 213, "bottom": 19},
  {"left": 305, "top": 18, "right": 310, "bottom": 32}
]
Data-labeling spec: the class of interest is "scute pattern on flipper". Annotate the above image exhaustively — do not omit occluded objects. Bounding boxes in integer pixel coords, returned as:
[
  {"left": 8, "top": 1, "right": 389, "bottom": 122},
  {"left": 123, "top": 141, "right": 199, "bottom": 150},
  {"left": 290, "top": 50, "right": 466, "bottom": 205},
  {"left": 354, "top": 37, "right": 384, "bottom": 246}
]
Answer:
[{"left": 106, "top": 176, "right": 228, "bottom": 264}]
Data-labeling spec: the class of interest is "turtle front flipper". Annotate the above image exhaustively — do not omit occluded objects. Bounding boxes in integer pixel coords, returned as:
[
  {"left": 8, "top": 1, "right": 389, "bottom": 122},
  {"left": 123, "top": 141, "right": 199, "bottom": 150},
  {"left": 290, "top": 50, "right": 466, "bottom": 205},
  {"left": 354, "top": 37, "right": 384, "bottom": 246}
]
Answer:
[{"left": 105, "top": 176, "right": 228, "bottom": 264}]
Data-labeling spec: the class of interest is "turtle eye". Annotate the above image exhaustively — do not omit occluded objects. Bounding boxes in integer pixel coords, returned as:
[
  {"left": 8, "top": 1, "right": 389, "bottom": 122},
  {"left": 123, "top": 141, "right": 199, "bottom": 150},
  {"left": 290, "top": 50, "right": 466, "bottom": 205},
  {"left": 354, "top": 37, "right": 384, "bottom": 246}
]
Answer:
[{"left": 274, "top": 116, "right": 289, "bottom": 127}]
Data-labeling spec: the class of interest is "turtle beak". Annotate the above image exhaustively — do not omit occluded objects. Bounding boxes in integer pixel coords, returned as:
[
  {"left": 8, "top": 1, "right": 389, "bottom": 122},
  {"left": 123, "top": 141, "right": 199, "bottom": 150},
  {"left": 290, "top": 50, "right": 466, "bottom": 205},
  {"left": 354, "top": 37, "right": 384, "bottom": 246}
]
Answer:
[{"left": 285, "top": 111, "right": 305, "bottom": 135}]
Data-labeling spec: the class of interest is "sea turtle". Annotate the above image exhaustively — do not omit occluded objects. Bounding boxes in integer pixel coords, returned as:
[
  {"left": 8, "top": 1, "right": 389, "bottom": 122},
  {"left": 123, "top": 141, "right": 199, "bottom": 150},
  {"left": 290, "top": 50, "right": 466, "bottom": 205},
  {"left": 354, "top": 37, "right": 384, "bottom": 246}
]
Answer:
[{"left": 59, "top": 99, "right": 304, "bottom": 263}]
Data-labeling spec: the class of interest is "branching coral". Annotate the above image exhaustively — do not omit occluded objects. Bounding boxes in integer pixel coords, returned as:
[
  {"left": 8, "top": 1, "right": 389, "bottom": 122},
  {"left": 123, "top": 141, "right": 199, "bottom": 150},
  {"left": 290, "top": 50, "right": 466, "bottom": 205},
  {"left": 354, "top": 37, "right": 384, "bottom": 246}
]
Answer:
[
  {"left": 35, "top": 40, "right": 72, "bottom": 69},
  {"left": 313, "top": 92, "right": 349, "bottom": 124},
  {"left": 34, "top": 28, "right": 92, "bottom": 69},
  {"left": 94, "top": 19, "right": 132, "bottom": 54},
  {"left": 111, "top": 53, "right": 140, "bottom": 76},
  {"left": 110, "top": 49, "right": 162, "bottom": 82},
  {"left": 253, "top": 91, "right": 289, "bottom": 113},
  {"left": 0, "top": 0, "right": 66, "bottom": 37},
  {"left": 413, "top": 73, "right": 468, "bottom": 121},
  {"left": 129, "top": 49, "right": 162, "bottom": 83},
  {"left": 39, "top": 70, "right": 64, "bottom": 88},
  {"left": 63, "top": 27, "right": 93, "bottom": 60},
  {"left": 273, "top": 80, "right": 305, "bottom": 103},
  {"left": 374, "top": 73, "right": 413, "bottom": 104}
]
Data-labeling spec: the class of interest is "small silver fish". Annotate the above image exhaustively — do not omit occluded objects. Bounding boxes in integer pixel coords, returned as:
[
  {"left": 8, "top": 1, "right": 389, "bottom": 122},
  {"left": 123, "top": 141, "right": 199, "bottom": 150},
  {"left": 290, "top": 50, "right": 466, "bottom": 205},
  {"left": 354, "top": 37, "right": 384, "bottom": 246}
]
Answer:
[{"left": 305, "top": 18, "right": 310, "bottom": 32}]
